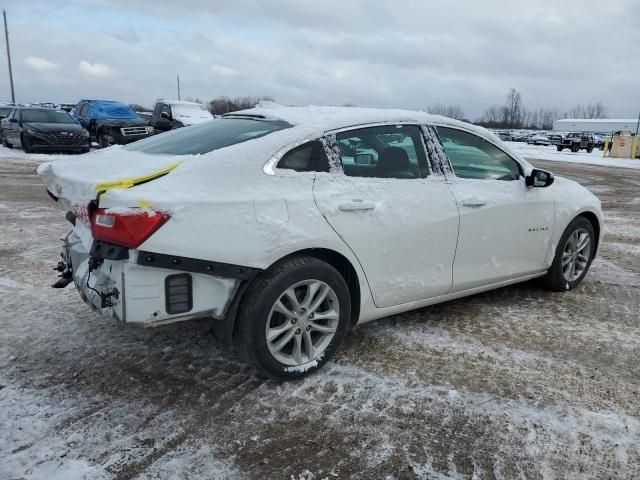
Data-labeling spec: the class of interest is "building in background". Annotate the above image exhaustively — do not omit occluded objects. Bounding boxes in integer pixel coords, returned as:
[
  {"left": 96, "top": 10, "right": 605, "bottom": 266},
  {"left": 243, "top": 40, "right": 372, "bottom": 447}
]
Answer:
[{"left": 553, "top": 118, "right": 640, "bottom": 133}]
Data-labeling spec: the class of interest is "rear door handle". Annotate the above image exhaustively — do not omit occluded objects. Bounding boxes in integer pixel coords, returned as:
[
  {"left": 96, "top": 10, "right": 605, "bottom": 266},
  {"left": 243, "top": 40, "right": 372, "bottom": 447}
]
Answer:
[
  {"left": 462, "top": 201, "right": 486, "bottom": 208},
  {"left": 338, "top": 200, "right": 376, "bottom": 212}
]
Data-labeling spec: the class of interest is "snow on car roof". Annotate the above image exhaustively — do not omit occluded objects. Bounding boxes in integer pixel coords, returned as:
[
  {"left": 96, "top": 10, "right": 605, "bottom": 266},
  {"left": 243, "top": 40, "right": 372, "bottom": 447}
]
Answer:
[
  {"left": 230, "top": 101, "right": 528, "bottom": 166},
  {"left": 159, "top": 99, "right": 207, "bottom": 106},
  {"left": 234, "top": 101, "right": 478, "bottom": 133}
]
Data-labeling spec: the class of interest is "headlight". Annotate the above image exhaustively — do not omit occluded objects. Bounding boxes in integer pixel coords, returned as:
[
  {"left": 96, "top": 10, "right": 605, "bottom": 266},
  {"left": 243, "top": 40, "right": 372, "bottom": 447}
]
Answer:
[
  {"left": 24, "top": 127, "right": 45, "bottom": 137},
  {"left": 146, "top": 126, "right": 154, "bottom": 134}
]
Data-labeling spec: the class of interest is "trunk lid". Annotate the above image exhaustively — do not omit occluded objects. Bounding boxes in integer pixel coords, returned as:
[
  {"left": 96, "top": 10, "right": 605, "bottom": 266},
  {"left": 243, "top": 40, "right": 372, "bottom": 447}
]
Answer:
[{"left": 37, "top": 146, "right": 183, "bottom": 208}]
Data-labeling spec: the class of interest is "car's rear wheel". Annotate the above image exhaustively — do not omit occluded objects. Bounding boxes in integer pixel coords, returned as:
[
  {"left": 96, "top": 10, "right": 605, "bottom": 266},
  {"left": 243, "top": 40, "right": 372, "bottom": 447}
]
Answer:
[
  {"left": 234, "top": 256, "right": 351, "bottom": 380},
  {"left": 587, "top": 146, "right": 593, "bottom": 153},
  {"left": 557, "top": 146, "right": 563, "bottom": 152},
  {"left": 571, "top": 144, "right": 580, "bottom": 153},
  {"left": 541, "top": 216, "right": 595, "bottom": 291}
]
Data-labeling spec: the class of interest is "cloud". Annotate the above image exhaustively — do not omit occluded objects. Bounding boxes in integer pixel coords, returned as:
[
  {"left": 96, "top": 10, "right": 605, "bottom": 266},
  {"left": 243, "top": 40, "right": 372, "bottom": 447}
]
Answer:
[
  {"left": 8, "top": 0, "right": 640, "bottom": 117},
  {"left": 211, "top": 64, "right": 239, "bottom": 77},
  {"left": 25, "top": 56, "right": 57, "bottom": 72},
  {"left": 78, "top": 60, "right": 113, "bottom": 78}
]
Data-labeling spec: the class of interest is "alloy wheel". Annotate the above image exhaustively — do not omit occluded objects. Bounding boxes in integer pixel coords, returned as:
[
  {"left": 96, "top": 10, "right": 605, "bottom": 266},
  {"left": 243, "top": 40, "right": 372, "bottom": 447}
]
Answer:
[
  {"left": 265, "top": 279, "right": 340, "bottom": 367},
  {"left": 562, "top": 228, "right": 591, "bottom": 282}
]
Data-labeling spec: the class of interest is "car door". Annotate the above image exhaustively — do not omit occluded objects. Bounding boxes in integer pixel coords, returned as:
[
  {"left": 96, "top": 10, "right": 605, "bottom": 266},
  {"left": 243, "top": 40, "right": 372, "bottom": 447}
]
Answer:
[
  {"left": 6, "top": 109, "right": 19, "bottom": 144},
  {"left": 313, "top": 124, "right": 460, "bottom": 308},
  {"left": 436, "top": 126, "right": 555, "bottom": 292}
]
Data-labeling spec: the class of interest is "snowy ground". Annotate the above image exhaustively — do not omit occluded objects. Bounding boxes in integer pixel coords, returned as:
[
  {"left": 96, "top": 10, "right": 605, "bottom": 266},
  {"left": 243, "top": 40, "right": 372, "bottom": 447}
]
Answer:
[
  {"left": 506, "top": 141, "right": 640, "bottom": 170},
  {"left": 1, "top": 150, "right": 639, "bottom": 479}
]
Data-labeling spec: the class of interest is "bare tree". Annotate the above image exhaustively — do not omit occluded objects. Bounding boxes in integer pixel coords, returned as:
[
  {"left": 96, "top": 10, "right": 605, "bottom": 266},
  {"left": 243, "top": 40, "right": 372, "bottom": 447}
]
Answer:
[
  {"left": 504, "top": 88, "right": 523, "bottom": 128},
  {"left": 427, "top": 103, "right": 466, "bottom": 121},
  {"left": 209, "top": 95, "right": 275, "bottom": 115},
  {"left": 567, "top": 102, "right": 608, "bottom": 119}
]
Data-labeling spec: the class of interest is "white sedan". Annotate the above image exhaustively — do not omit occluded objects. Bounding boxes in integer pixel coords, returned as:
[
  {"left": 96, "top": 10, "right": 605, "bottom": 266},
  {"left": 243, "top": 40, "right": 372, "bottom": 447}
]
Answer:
[{"left": 38, "top": 104, "right": 603, "bottom": 379}]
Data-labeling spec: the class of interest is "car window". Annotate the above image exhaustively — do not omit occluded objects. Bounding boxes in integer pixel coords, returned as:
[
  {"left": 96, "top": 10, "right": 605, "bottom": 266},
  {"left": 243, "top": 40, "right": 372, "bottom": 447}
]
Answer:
[
  {"left": 125, "top": 117, "right": 291, "bottom": 155},
  {"left": 79, "top": 103, "right": 89, "bottom": 116},
  {"left": 437, "top": 127, "right": 521, "bottom": 181},
  {"left": 160, "top": 104, "right": 171, "bottom": 117},
  {"left": 277, "top": 141, "right": 329, "bottom": 172},
  {"left": 335, "top": 124, "right": 426, "bottom": 179},
  {"left": 21, "top": 109, "right": 76, "bottom": 124}
]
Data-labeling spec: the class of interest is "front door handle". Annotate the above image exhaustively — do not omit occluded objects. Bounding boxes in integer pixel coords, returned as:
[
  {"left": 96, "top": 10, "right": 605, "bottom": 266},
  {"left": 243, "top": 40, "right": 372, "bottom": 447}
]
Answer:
[
  {"left": 338, "top": 200, "right": 376, "bottom": 212},
  {"left": 461, "top": 197, "right": 486, "bottom": 208}
]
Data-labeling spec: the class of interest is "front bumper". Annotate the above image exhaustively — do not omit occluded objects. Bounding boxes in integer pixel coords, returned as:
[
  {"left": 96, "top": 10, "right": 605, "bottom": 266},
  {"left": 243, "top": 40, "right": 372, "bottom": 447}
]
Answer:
[
  {"left": 26, "top": 133, "right": 90, "bottom": 152},
  {"left": 62, "top": 227, "right": 239, "bottom": 327}
]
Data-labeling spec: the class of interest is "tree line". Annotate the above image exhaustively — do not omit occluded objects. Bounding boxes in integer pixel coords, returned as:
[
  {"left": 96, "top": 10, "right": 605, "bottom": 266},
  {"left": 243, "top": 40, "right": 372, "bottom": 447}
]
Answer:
[
  {"left": 473, "top": 88, "right": 607, "bottom": 130},
  {"left": 182, "top": 88, "right": 607, "bottom": 130}
]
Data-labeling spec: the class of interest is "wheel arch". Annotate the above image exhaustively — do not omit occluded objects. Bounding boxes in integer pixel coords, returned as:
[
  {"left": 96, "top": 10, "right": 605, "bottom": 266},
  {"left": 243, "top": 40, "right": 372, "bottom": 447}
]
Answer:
[
  {"left": 577, "top": 210, "right": 601, "bottom": 254},
  {"left": 214, "top": 247, "right": 363, "bottom": 346}
]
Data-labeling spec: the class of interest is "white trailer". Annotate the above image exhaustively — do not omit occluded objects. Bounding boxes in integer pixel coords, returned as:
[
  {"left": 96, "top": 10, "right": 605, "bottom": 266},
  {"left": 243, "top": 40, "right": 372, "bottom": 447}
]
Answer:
[{"left": 553, "top": 118, "right": 640, "bottom": 134}]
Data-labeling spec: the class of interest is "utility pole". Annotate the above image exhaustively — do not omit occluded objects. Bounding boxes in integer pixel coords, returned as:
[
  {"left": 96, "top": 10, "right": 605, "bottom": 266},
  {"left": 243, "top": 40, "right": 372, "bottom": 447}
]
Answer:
[
  {"left": 176, "top": 75, "right": 181, "bottom": 101},
  {"left": 3, "top": 10, "right": 15, "bottom": 103},
  {"left": 635, "top": 111, "right": 639, "bottom": 137}
]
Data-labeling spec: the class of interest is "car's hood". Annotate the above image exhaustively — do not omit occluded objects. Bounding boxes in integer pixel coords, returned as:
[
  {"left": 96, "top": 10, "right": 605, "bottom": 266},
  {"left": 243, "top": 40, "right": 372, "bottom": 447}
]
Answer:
[
  {"left": 24, "top": 122, "right": 86, "bottom": 134},
  {"left": 37, "top": 146, "right": 185, "bottom": 209},
  {"left": 174, "top": 115, "right": 213, "bottom": 126}
]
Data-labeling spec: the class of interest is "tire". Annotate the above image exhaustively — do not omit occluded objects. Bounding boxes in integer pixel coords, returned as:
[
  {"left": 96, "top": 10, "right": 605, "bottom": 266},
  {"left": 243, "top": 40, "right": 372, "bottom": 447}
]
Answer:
[
  {"left": 234, "top": 256, "right": 351, "bottom": 380},
  {"left": 3, "top": 137, "right": 12, "bottom": 149},
  {"left": 586, "top": 146, "right": 593, "bottom": 153},
  {"left": 21, "top": 135, "right": 33, "bottom": 153},
  {"left": 571, "top": 144, "right": 579, "bottom": 153},
  {"left": 541, "top": 216, "right": 595, "bottom": 292},
  {"left": 97, "top": 130, "right": 110, "bottom": 149},
  {"left": 557, "top": 146, "right": 563, "bottom": 152}
]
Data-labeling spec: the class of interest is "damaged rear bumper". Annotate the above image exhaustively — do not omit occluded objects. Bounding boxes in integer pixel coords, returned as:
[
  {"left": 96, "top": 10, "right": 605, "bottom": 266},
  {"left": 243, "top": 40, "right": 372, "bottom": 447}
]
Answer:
[{"left": 59, "top": 227, "right": 257, "bottom": 327}]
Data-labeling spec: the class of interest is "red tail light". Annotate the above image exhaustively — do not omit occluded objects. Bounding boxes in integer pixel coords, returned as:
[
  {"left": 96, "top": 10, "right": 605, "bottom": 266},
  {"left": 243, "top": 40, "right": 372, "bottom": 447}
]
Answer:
[{"left": 91, "top": 208, "right": 170, "bottom": 249}]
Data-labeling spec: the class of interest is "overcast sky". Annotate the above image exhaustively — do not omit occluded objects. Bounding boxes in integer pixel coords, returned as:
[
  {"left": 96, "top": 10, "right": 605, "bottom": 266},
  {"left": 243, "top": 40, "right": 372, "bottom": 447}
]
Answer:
[{"left": 2, "top": 0, "right": 639, "bottom": 119}]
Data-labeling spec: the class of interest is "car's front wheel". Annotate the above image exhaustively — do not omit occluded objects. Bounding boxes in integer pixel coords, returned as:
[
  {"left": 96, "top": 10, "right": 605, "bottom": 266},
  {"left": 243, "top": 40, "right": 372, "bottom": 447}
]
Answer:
[
  {"left": 21, "top": 134, "right": 33, "bottom": 153},
  {"left": 542, "top": 216, "right": 595, "bottom": 291},
  {"left": 234, "top": 256, "right": 351, "bottom": 380}
]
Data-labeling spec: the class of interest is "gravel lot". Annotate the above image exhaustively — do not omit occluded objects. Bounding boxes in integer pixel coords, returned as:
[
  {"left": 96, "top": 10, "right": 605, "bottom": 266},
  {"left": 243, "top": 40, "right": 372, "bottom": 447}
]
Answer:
[{"left": 1, "top": 152, "right": 639, "bottom": 479}]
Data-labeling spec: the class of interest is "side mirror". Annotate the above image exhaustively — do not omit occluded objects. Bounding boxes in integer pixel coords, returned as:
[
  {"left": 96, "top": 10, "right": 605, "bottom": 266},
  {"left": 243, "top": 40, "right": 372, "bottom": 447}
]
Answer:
[
  {"left": 526, "top": 169, "right": 554, "bottom": 188},
  {"left": 160, "top": 112, "right": 171, "bottom": 120},
  {"left": 9, "top": 117, "right": 17, "bottom": 123},
  {"left": 354, "top": 153, "right": 374, "bottom": 165}
]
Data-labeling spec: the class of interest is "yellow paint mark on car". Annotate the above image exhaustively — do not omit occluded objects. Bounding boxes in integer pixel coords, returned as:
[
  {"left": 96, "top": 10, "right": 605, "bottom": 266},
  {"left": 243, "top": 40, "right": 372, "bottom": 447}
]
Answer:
[{"left": 95, "top": 162, "right": 182, "bottom": 193}]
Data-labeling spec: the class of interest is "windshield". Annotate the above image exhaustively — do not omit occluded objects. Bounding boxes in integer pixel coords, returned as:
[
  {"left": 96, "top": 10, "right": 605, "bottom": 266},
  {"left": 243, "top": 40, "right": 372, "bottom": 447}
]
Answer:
[
  {"left": 22, "top": 110, "right": 76, "bottom": 124},
  {"left": 125, "top": 117, "right": 291, "bottom": 155},
  {"left": 172, "top": 104, "right": 211, "bottom": 118}
]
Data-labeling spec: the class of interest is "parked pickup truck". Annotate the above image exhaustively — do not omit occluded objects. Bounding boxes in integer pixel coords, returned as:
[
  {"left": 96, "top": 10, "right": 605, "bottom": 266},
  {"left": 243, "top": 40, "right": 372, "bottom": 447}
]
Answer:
[
  {"left": 558, "top": 132, "right": 594, "bottom": 153},
  {"left": 149, "top": 100, "right": 213, "bottom": 133},
  {"left": 73, "top": 99, "right": 154, "bottom": 148}
]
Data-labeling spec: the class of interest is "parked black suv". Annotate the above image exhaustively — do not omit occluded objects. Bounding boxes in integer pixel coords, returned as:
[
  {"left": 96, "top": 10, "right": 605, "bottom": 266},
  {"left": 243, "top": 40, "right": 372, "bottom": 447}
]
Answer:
[
  {"left": 1, "top": 107, "right": 90, "bottom": 153},
  {"left": 558, "top": 132, "right": 594, "bottom": 153},
  {"left": 74, "top": 99, "right": 153, "bottom": 148},
  {"left": 149, "top": 100, "right": 213, "bottom": 133}
]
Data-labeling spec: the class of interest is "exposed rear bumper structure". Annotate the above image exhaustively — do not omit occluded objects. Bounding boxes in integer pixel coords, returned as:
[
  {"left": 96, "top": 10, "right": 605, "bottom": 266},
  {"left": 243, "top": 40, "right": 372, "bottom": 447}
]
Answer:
[{"left": 59, "top": 228, "right": 252, "bottom": 327}]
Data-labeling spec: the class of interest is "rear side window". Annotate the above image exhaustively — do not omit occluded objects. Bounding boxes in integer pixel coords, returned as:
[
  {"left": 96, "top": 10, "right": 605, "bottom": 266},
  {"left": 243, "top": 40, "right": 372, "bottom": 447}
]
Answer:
[
  {"left": 277, "top": 141, "right": 329, "bottom": 172},
  {"left": 335, "top": 125, "right": 427, "bottom": 179},
  {"left": 437, "top": 127, "right": 521, "bottom": 181},
  {"left": 125, "top": 118, "right": 291, "bottom": 155}
]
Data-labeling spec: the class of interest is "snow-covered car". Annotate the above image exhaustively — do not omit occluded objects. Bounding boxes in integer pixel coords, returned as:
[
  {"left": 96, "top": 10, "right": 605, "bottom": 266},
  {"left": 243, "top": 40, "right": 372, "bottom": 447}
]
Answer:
[
  {"left": 149, "top": 100, "right": 214, "bottom": 133},
  {"left": 526, "top": 134, "right": 552, "bottom": 146},
  {"left": 38, "top": 104, "right": 604, "bottom": 379}
]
